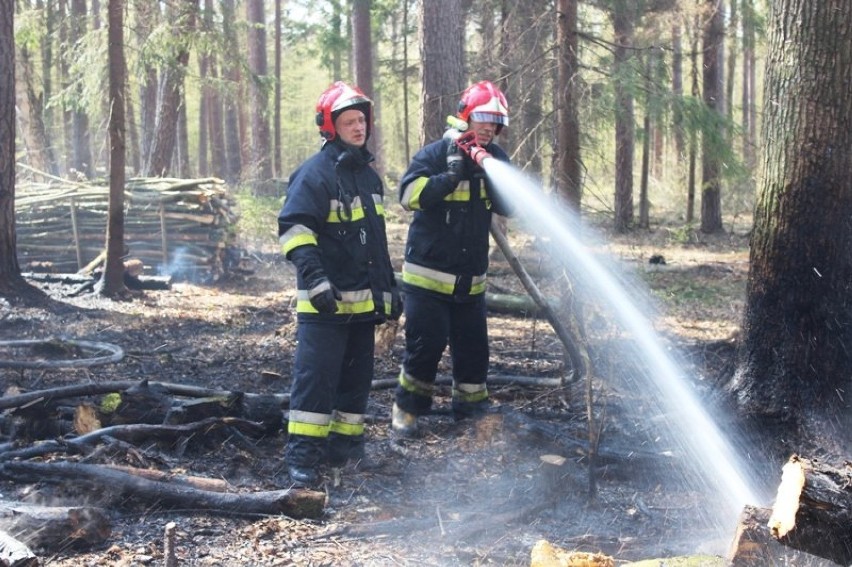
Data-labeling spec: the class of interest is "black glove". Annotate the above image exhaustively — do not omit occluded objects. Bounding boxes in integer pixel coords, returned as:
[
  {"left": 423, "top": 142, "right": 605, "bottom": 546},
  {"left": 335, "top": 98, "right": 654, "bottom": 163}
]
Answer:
[
  {"left": 446, "top": 140, "right": 463, "bottom": 184},
  {"left": 309, "top": 280, "right": 341, "bottom": 314},
  {"left": 288, "top": 245, "right": 340, "bottom": 314},
  {"left": 389, "top": 286, "right": 403, "bottom": 321}
]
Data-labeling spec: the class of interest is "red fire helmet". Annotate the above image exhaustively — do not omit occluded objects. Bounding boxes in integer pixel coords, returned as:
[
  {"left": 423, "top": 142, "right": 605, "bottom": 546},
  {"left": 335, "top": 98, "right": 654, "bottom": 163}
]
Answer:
[
  {"left": 315, "top": 81, "right": 373, "bottom": 142},
  {"left": 457, "top": 80, "right": 509, "bottom": 131}
]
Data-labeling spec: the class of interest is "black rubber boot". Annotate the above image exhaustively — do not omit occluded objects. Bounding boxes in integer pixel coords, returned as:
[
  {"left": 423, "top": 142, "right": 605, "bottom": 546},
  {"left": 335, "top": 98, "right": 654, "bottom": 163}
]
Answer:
[{"left": 288, "top": 465, "right": 319, "bottom": 488}]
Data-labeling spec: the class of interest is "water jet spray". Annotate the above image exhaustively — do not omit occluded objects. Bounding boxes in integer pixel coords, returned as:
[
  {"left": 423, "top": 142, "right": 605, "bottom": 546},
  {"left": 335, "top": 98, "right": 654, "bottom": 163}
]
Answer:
[{"left": 480, "top": 159, "right": 763, "bottom": 548}]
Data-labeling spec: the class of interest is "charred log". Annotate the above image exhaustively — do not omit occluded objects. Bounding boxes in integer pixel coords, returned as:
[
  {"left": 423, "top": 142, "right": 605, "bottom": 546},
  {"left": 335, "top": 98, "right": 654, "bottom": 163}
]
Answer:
[
  {"left": 728, "top": 504, "right": 839, "bottom": 566},
  {"left": 0, "top": 462, "right": 324, "bottom": 519},
  {"left": 768, "top": 455, "right": 852, "bottom": 565}
]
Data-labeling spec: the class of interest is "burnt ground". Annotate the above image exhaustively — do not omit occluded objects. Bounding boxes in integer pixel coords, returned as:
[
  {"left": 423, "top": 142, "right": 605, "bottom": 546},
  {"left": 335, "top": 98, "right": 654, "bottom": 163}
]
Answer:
[{"left": 0, "top": 221, "right": 768, "bottom": 566}]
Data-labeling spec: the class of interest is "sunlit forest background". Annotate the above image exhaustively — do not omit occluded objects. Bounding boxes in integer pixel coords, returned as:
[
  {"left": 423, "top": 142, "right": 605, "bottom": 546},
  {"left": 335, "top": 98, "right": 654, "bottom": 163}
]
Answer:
[{"left": 13, "top": 0, "right": 766, "bottom": 237}]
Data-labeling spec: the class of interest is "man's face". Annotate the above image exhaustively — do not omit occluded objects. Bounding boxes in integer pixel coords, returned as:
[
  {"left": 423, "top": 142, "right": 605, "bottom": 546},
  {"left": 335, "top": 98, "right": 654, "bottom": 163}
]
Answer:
[
  {"left": 468, "top": 119, "right": 498, "bottom": 147},
  {"left": 335, "top": 109, "right": 368, "bottom": 147}
]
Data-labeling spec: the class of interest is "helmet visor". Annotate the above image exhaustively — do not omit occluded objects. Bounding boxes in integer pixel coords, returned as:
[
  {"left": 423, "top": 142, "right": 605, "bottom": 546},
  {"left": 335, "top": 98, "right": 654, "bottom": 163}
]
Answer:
[{"left": 469, "top": 111, "right": 508, "bottom": 127}]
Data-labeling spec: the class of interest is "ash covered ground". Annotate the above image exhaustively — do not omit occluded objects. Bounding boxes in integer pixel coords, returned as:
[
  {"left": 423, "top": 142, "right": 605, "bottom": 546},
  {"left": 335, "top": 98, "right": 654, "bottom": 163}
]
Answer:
[{"left": 0, "top": 226, "right": 764, "bottom": 566}]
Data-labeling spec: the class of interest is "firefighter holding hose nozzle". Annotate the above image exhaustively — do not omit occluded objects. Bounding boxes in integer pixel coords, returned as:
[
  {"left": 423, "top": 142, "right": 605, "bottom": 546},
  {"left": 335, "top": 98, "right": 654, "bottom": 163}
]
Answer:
[{"left": 393, "top": 80, "right": 514, "bottom": 437}]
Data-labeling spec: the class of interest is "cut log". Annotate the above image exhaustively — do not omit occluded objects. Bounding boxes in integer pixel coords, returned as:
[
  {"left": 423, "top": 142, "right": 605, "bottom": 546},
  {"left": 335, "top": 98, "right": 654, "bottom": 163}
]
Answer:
[
  {"left": 728, "top": 504, "right": 839, "bottom": 566},
  {"left": 0, "top": 501, "right": 110, "bottom": 551},
  {"left": 0, "top": 530, "right": 39, "bottom": 566},
  {"left": 767, "top": 455, "right": 852, "bottom": 565},
  {"left": 0, "top": 462, "right": 325, "bottom": 519}
]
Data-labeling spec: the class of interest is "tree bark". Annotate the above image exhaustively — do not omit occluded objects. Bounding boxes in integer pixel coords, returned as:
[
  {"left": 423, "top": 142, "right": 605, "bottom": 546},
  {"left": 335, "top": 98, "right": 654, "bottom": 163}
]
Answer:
[
  {"left": 69, "top": 0, "right": 93, "bottom": 179},
  {"left": 700, "top": 0, "right": 724, "bottom": 233},
  {"left": 730, "top": 0, "right": 852, "bottom": 453},
  {"left": 246, "top": 0, "right": 272, "bottom": 184},
  {"left": 221, "top": 0, "right": 242, "bottom": 184},
  {"left": 134, "top": 0, "right": 159, "bottom": 171},
  {"left": 99, "top": 0, "right": 128, "bottom": 298},
  {"left": 0, "top": 0, "right": 28, "bottom": 297},
  {"left": 612, "top": 4, "right": 635, "bottom": 232},
  {"left": 419, "top": 0, "right": 465, "bottom": 145},
  {"left": 143, "top": 0, "right": 195, "bottom": 177},
  {"left": 555, "top": 0, "right": 582, "bottom": 209}
]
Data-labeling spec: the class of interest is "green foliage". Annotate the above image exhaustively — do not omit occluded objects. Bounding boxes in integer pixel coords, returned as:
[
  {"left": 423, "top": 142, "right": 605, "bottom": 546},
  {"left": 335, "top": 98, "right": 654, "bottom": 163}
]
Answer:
[
  {"left": 13, "top": 6, "right": 45, "bottom": 52},
  {"left": 233, "top": 187, "right": 282, "bottom": 251},
  {"left": 665, "top": 223, "right": 699, "bottom": 245}
]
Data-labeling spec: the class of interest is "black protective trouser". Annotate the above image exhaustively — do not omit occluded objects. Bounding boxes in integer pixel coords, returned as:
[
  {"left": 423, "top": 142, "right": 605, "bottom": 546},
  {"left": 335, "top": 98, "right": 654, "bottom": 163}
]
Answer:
[
  {"left": 286, "top": 319, "right": 376, "bottom": 468},
  {"left": 395, "top": 290, "right": 489, "bottom": 418}
]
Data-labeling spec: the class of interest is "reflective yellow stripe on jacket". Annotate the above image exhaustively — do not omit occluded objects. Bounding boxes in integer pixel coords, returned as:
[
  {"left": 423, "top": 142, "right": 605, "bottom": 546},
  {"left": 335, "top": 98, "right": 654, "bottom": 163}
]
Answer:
[
  {"left": 402, "top": 261, "right": 487, "bottom": 296},
  {"left": 401, "top": 179, "right": 472, "bottom": 211},
  {"left": 296, "top": 288, "right": 376, "bottom": 314},
  {"left": 279, "top": 224, "right": 318, "bottom": 256}
]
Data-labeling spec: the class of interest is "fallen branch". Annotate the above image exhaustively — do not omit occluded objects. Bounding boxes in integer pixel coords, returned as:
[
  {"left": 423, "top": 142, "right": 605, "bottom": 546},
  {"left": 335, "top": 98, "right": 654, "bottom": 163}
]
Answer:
[
  {"left": 0, "top": 462, "right": 325, "bottom": 519},
  {"left": 489, "top": 221, "right": 586, "bottom": 383},
  {"left": 0, "top": 380, "right": 288, "bottom": 412}
]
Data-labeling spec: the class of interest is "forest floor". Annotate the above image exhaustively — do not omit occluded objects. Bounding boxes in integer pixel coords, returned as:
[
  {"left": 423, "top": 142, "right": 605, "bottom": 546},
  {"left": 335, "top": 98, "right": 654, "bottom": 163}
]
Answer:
[{"left": 0, "top": 213, "right": 777, "bottom": 566}]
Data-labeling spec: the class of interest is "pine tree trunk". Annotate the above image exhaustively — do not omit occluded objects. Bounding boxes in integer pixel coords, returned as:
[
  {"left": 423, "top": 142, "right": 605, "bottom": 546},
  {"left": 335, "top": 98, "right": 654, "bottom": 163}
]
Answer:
[
  {"left": 221, "top": 0, "right": 242, "bottom": 184},
  {"left": 700, "top": 0, "right": 724, "bottom": 233},
  {"left": 143, "top": 0, "right": 195, "bottom": 177},
  {"left": 612, "top": 5, "right": 635, "bottom": 232},
  {"left": 419, "top": 0, "right": 465, "bottom": 145},
  {"left": 556, "top": 0, "right": 581, "bottom": 209},
  {"left": 100, "top": 0, "right": 128, "bottom": 297},
  {"left": 70, "top": 0, "right": 93, "bottom": 179},
  {"left": 246, "top": 0, "right": 272, "bottom": 184},
  {"left": 0, "top": 0, "right": 23, "bottom": 293}
]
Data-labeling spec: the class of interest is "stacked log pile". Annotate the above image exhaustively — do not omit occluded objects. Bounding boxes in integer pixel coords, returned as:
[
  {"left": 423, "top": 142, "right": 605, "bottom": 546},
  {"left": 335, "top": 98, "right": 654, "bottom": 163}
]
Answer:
[{"left": 15, "top": 177, "right": 242, "bottom": 282}]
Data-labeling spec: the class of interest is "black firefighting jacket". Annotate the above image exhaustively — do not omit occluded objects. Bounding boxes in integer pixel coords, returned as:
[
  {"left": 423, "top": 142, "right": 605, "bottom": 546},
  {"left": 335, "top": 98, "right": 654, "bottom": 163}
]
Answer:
[
  {"left": 278, "top": 141, "right": 397, "bottom": 322},
  {"left": 399, "top": 137, "right": 512, "bottom": 299}
]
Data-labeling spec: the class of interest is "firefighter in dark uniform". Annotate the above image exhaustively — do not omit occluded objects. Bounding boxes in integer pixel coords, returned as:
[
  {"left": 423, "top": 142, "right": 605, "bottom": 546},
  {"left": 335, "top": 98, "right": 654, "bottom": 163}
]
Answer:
[
  {"left": 392, "top": 80, "right": 513, "bottom": 436},
  {"left": 278, "top": 82, "right": 400, "bottom": 486}
]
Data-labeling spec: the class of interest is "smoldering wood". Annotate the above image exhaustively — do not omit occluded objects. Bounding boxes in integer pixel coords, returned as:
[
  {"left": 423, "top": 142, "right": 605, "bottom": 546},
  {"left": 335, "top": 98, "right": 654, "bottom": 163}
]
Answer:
[
  {"left": 728, "top": 504, "right": 839, "bottom": 566},
  {"left": 767, "top": 455, "right": 852, "bottom": 565},
  {"left": 0, "top": 462, "right": 325, "bottom": 519},
  {"left": 0, "top": 530, "right": 39, "bottom": 566},
  {"left": 0, "top": 501, "right": 111, "bottom": 551}
]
